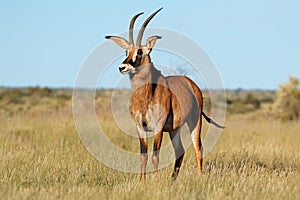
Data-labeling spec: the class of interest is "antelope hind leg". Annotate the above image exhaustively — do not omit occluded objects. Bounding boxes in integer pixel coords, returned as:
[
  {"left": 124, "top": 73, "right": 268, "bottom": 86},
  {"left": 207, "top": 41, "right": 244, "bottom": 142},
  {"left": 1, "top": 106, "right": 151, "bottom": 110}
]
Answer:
[{"left": 169, "top": 128, "right": 185, "bottom": 180}]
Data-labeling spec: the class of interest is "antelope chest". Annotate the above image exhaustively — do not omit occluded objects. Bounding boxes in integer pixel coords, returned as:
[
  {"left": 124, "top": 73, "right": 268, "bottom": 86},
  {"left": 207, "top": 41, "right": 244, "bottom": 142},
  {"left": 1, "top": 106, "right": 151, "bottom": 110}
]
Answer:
[{"left": 134, "top": 104, "right": 168, "bottom": 132}]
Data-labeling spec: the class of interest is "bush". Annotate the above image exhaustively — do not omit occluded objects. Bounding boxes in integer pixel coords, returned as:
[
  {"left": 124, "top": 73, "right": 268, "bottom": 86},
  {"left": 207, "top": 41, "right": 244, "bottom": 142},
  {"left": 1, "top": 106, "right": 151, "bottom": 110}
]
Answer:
[
  {"left": 272, "top": 76, "right": 300, "bottom": 121},
  {"left": 245, "top": 93, "right": 261, "bottom": 109},
  {"left": 226, "top": 92, "right": 261, "bottom": 114}
]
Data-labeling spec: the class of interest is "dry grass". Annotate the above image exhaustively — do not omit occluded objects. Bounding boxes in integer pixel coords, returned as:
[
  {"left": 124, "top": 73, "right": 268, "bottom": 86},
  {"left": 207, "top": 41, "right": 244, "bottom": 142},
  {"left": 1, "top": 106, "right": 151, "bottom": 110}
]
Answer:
[{"left": 0, "top": 89, "right": 299, "bottom": 199}]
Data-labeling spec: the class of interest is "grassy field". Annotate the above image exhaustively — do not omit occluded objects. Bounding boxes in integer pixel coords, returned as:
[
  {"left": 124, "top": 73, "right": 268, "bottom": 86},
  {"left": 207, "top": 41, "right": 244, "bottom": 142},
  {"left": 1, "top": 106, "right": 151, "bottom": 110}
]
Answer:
[{"left": 0, "top": 88, "right": 299, "bottom": 199}]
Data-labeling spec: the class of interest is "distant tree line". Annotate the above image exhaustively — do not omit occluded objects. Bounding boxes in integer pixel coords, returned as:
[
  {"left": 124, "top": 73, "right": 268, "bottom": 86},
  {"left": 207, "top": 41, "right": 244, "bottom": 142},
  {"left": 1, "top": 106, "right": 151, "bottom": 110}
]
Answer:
[{"left": 226, "top": 76, "right": 300, "bottom": 121}]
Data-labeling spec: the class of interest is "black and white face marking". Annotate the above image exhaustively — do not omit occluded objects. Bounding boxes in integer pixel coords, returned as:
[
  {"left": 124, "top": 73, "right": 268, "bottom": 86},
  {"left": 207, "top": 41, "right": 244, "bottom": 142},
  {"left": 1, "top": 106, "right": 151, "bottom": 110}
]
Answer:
[
  {"left": 105, "top": 35, "right": 161, "bottom": 74},
  {"left": 118, "top": 48, "right": 147, "bottom": 74}
]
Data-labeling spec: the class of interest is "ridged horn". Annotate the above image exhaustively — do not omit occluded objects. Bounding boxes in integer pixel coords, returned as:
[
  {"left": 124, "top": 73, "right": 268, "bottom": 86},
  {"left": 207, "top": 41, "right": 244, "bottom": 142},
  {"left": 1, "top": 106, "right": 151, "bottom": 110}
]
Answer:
[
  {"left": 136, "top": 7, "right": 163, "bottom": 46},
  {"left": 129, "top": 12, "right": 144, "bottom": 45}
]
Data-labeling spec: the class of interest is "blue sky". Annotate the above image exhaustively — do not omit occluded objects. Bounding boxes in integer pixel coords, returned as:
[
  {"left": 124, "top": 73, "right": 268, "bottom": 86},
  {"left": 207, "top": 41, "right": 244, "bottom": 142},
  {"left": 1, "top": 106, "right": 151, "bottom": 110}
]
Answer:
[{"left": 0, "top": 0, "right": 299, "bottom": 89}]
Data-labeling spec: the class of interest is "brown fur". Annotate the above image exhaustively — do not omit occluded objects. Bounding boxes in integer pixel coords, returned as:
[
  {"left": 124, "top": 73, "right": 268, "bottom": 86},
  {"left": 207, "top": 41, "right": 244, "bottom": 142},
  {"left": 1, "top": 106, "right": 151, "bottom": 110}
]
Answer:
[
  {"left": 105, "top": 9, "right": 223, "bottom": 181},
  {"left": 126, "top": 56, "right": 208, "bottom": 180}
]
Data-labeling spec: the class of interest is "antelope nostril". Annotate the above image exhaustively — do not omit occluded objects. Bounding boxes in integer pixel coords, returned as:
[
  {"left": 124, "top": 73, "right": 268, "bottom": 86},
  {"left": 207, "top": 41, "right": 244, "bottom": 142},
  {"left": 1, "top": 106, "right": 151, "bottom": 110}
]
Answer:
[{"left": 119, "top": 66, "right": 126, "bottom": 72}]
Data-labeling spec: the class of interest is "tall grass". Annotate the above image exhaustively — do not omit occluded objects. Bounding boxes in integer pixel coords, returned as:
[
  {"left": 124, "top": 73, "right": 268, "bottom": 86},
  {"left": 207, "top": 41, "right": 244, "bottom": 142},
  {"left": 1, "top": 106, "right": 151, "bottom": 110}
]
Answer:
[{"left": 0, "top": 89, "right": 299, "bottom": 199}]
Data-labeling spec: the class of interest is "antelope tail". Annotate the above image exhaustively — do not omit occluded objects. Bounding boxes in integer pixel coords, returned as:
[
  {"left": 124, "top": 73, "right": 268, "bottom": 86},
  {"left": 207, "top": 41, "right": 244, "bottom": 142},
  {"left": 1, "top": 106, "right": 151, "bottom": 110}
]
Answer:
[{"left": 202, "top": 112, "right": 225, "bottom": 129}]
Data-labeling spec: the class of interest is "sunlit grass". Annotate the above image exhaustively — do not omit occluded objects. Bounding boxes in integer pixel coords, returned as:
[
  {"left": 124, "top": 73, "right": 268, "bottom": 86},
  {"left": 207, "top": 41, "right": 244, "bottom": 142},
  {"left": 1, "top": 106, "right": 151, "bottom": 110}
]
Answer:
[{"left": 0, "top": 89, "right": 299, "bottom": 199}]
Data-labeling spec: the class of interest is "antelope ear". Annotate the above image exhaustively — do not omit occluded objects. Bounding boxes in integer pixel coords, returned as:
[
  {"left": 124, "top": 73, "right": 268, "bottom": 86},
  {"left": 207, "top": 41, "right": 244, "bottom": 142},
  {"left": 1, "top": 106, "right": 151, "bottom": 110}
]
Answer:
[
  {"left": 105, "top": 36, "right": 131, "bottom": 49},
  {"left": 146, "top": 35, "right": 162, "bottom": 49}
]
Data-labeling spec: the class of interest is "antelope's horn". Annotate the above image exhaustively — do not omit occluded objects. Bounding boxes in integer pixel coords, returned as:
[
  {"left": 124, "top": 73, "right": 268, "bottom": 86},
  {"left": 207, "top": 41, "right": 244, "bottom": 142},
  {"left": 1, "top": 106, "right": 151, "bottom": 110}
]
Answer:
[
  {"left": 129, "top": 12, "right": 144, "bottom": 45},
  {"left": 136, "top": 7, "right": 163, "bottom": 46}
]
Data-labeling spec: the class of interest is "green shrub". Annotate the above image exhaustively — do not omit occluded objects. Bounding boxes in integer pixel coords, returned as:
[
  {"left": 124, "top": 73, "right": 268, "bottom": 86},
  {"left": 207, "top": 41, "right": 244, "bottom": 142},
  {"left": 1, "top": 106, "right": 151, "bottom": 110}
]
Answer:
[
  {"left": 245, "top": 93, "right": 261, "bottom": 109},
  {"left": 227, "top": 92, "right": 261, "bottom": 114}
]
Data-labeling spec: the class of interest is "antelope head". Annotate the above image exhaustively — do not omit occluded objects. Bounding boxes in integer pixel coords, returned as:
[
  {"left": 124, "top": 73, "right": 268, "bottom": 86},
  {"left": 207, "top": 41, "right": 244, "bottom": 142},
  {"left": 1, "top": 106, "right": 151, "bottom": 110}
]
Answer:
[{"left": 105, "top": 8, "right": 162, "bottom": 74}]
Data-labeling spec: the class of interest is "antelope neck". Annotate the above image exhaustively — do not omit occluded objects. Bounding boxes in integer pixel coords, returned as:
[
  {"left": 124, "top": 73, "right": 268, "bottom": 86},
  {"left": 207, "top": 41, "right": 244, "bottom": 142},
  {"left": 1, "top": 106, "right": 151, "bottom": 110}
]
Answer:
[{"left": 130, "top": 63, "right": 164, "bottom": 94}]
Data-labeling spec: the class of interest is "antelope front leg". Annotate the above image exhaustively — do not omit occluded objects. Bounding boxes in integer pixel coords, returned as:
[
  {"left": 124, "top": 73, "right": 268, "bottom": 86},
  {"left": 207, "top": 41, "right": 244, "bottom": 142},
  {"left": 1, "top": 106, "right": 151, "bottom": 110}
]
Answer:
[
  {"left": 152, "top": 130, "right": 163, "bottom": 175},
  {"left": 139, "top": 137, "right": 148, "bottom": 181},
  {"left": 137, "top": 126, "right": 148, "bottom": 181}
]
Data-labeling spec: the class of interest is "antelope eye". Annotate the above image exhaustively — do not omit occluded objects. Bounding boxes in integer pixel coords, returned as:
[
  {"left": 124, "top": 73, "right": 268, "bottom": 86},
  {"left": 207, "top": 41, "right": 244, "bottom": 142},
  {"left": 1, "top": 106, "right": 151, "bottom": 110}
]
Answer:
[{"left": 137, "top": 49, "right": 143, "bottom": 55}]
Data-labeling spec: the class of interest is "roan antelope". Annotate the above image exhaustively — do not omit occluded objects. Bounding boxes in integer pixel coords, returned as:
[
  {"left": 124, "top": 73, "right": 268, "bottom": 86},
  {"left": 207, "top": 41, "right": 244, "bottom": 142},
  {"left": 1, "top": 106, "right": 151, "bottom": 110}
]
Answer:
[{"left": 105, "top": 8, "right": 224, "bottom": 181}]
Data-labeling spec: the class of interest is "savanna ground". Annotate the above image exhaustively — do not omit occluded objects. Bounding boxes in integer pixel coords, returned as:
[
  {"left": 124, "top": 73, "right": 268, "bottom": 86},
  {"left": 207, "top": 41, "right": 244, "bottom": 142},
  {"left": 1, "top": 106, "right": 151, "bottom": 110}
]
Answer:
[{"left": 0, "top": 87, "right": 299, "bottom": 199}]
